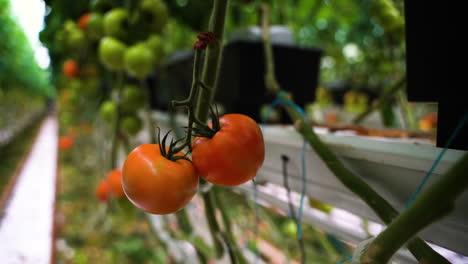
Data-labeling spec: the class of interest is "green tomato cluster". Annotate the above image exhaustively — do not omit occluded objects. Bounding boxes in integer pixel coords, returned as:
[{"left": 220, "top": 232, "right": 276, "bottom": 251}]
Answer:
[
  {"left": 99, "top": 85, "right": 145, "bottom": 136},
  {"left": 55, "top": 21, "right": 87, "bottom": 53},
  {"left": 96, "top": 0, "right": 168, "bottom": 79}
]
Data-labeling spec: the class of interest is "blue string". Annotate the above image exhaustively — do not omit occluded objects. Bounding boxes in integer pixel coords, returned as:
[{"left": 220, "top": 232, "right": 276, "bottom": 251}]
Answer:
[
  {"left": 336, "top": 255, "right": 353, "bottom": 264},
  {"left": 261, "top": 94, "right": 309, "bottom": 240},
  {"left": 405, "top": 111, "right": 468, "bottom": 209},
  {"left": 336, "top": 111, "right": 468, "bottom": 263}
]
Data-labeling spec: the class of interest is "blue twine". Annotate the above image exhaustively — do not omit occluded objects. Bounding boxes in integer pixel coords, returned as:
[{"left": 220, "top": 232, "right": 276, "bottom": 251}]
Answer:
[
  {"left": 336, "top": 111, "right": 468, "bottom": 263},
  {"left": 405, "top": 111, "right": 468, "bottom": 209},
  {"left": 261, "top": 93, "right": 309, "bottom": 240},
  {"left": 336, "top": 255, "right": 353, "bottom": 264}
]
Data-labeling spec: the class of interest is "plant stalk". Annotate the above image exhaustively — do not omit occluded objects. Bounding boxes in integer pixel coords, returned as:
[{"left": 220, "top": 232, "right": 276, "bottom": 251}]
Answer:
[
  {"left": 190, "top": 0, "right": 230, "bottom": 260},
  {"left": 214, "top": 187, "right": 249, "bottom": 264},
  {"left": 110, "top": 72, "right": 124, "bottom": 169},
  {"left": 353, "top": 77, "right": 406, "bottom": 124},
  {"left": 194, "top": 0, "right": 229, "bottom": 121},
  {"left": 259, "top": 5, "right": 450, "bottom": 263},
  {"left": 361, "top": 153, "right": 468, "bottom": 264}
]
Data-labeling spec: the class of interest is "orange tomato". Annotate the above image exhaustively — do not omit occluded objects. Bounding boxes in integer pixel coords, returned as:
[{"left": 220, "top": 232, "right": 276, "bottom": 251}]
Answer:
[
  {"left": 78, "top": 13, "right": 91, "bottom": 30},
  {"left": 59, "top": 136, "right": 74, "bottom": 150},
  {"left": 95, "top": 179, "right": 110, "bottom": 202},
  {"left": 106, "top": 169, "right": 125, "bottom": 198},
  {"left": 62, "top": 59, "right": 79, "bottom": 78},
  {"left": 122, "top": 144, "right": 198, "bottom": 214},
  {"left": 192, "top": 114, "right": 265, "bottom": 186},
  {"left": 419, "top": 112, "right": 438, "bottom": 132}
]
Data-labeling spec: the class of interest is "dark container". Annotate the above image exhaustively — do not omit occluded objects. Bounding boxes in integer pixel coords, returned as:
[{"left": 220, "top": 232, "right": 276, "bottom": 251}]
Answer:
[
  {"left": 216, "top": 40, "right": 323, "bottom": 123},
  {"left": 152, "top": 40, "right": 323, "bottom": 124},
  {"left": 404, "top": 1, "right": 467, "bottom": 150}
]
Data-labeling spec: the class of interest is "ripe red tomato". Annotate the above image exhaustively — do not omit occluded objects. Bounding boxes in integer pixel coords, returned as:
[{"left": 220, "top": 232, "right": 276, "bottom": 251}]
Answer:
[
  {"left": 78, "top": 13, "right": 91, "bottom": 30},
  {"left": 62, "top": 59, "right": 79, "bottom": 78},
  {"left": 192, "top": 114, "right": 265, "bottom": 186},
  {"left": 106, "top": 169, "right": 125, "bottom": 198},
  {"left": 59, "top": 136, "right": 74, "bottom": 150},
  {"left": 96, "top": 179, "right": 110, "bottom": 202},
  {"left": 122, "top": 144, "right": 198, "bottom": 214}
]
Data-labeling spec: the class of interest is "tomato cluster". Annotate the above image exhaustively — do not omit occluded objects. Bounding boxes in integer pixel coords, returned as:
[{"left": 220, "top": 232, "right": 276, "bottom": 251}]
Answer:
[
  {"left": 122, "top": 113, "right": 265, "bottom": 215},
  {"left": 95, "top": 169, "right": 126, "bottom": 203}
]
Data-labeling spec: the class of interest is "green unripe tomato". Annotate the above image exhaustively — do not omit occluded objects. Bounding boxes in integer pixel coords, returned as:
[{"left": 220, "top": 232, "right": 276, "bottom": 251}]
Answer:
[
  {"left": 281, "top": 219, "right": 297, "bottom": 238},
  {"left": 260, "top": 104, "right": 281, "bottom": 122},
  {"left": 120, "top": 115, "right": 143, "bottom": 135},
  {"left": 121, "top": 85, "right": 145, "bottom": 113},
  {"left": 124, "top": 44, "right": 155, "bottom": 79},
  {"left": 98, "top": 37, "right": 127, "bottom": 71},
  {"left": 100, "top": 100, "right": 117, "bottom": 123},
  {"left": 140, "top": 0, "right": 169, "bottom": 33},
  {"left": 67, "top": 28, "right": 86, "bottom": 50},
  {"left": 103, "top": 8, "right": 128, "bottom": 39},
  {"left": 87, "top": 13, "right": 104, "bottom": 39},
  {"left": 145, "top": 34, "right": 164, "bottom": 62},
  {"left": 64, "top": 20, "right": 78, "bottom": 32}
]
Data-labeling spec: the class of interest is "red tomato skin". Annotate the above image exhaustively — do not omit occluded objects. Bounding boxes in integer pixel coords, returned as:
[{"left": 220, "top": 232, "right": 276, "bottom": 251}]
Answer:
[
  {"left": 62, "top": 59, "right": 79, "bottom": 78},
  {"left": 78, "top": 13, "right": 91, "bottom": 30},
  {"left": 192, "top": 114, "right": 265, "bottom": 186},
  {"left": 59, "top": 136, "right": 74, "bottom": 150},
  {"left": 106, "top": 169, "right": 125, "bottom": 198},
  {"left": 96, "top": 180, "right": 110, "bottom": 202},
  {"left": 122, "top": 144, "right": 198, "bottom": 214}
]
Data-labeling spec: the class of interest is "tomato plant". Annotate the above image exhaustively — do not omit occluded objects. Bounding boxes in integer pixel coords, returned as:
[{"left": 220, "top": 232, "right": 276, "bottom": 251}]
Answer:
[
  {"left": 59, "top": 135, "right": 74, "bottom": 151},
  {"left": 124, "top": 44, "right": 155, "bottom": 79},
  {"left": 78, "top": 13, "right": 91, "bottom": 30},
  {"left": 120, "top": 115, "right": 142, "bottom": 135},
  {"left": 145, "top": 34, "right": 164, "bottom": 62},
  {"left": 106, "top": 169, "right": 125, "bottom": 198},
  {"left": 99, "top": 100, "right": 117, "bottom": 123},
  {"left": 103, "top": 8, "right": 128, "bottom": 40},
  {"left": 95, "top": 179, "right": 110, "bottom": 202},
  {"left": 86, "top": 13, "right": 104, "bottom": 39},
  {"left": 192, "top": 114, "right": 265, "bottom": 186},
  {"left": 121, "top": 85, "right": 145, "bottom": 113},
  {"left": 140, "top": 0, "right": 169, "bottom": 33},
  {"left": 67, "top": 27, "right": 86, "bottom": 51},
  {"left": 122, "top": 144, "right": 198, "bottom": 214},
  {"left": 62, "top": 59, "right": 79, "bottom": 78},
  {"left": 98, "top": 37, "right": 127, "bottom": 70}
]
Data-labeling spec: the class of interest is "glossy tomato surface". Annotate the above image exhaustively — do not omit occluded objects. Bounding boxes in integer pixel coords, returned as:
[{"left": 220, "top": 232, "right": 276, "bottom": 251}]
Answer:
[
  {"left": 122, "top": 144, "right": 198, "bottom": 214},
  {"left": 192, "top": 114, "right": 265, "bottom": 186}
]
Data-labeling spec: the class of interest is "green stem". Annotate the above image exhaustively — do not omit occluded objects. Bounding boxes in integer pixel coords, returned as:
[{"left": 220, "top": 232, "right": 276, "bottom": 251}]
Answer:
[
  {"left": 214, "top": 187, "right": 249, "bottom": 264},
  {"left": 261, "top": 4, "right": 280, "bottom": 94},
  {"left": 194, "top": 0, "right": 229, "bottom": 121},
  {"left": 353, "top": 77, "right": 406, "bottom": 124},
  {"left": 361, "top": 152, "right": 468, "bottom": 264},
  {"left": 259, "top": 7, "right": 450, "bottom": 264},
  {"left": 110, "top": 72, "right": 124, "bottom": 169},
  {"left": 293, "top": 115, "right": 449, "bottom": 264},
  {"left": 140, "top": 79, "right": 158, "bottom": 144},
  {"left": 190, "top": 0, "right": 230, "bottom": 260},
  {"left": 203, "top": 190, "right": 224, "bottom": 258},
  {"left": 398, "top": 89, "right": 417, "bottom": 130}
]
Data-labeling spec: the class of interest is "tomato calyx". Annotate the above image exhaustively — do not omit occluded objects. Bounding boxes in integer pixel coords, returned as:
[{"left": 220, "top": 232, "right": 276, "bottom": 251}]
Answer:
[
  {"left": 191, "top": 106, "right": 221, "bottom": 139},
  {"left": 156, "top": 128, "right": 190, "bottom": 162}
]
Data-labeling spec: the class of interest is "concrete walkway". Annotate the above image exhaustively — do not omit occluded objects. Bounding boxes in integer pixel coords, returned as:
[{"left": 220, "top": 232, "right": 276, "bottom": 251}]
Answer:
[{"left": 0, "top": 116, "right": 57, "bottom": 264}]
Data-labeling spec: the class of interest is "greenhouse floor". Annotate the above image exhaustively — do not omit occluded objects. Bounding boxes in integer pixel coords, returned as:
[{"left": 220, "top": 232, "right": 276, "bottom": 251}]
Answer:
[{"left": 0, "top": 116, "right": 57, "bottom": 264}]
